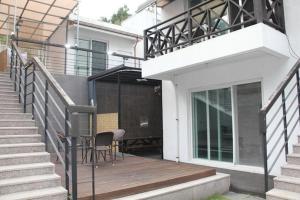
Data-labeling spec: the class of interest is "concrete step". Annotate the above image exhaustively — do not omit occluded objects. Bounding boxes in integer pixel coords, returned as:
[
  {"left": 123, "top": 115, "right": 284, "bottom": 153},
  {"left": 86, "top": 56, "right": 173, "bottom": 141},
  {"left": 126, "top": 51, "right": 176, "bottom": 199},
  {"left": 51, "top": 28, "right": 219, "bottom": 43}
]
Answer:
[
  {"left": 0, "top": 103, "right": 21, "bottom": 108},
  {"left": 0, "top": 86, "right": 14, "bottom": 91},
  {"left": 294, "top": 144, "right": 300, "bottom": 154},
  {"left": 267, "top": 188, "right": 300, "bottom": 200},
  {"left": 0, "top": 143, "right": 45, "bottom": 155},
  {"left": 0, "top": 163, "right": 54, "bottom": 180},
  {"left": 0, "top": 90, "right": 17, "bottom": 95},
  {"left": 0, "top": 113, "right": 32, "bottom": 120},
  {"left": 274, "top": 176, "right": 300, "bottom": 193},
  {"left": 0, "top": 83, "right": 13, "bottom": 88},
  {"left": 0, "top": 120, "right": 35, "bottom": 127},
  {"left": 0, "top": 152, "right": 50, "bottom": 166},
  {"left": 0, "top": 187, "right": 67, "bottom": 200},
  {"left": 0, "top": 174, "right": 61, "bottom": 195},
  {"left": 282, "top": 164, "right": 300, "bottom": 178},
  {"left": 0, "top": 108, "right": 23, "bottom": 113},
  {"left": 0, "top": 135, "right": 41, "bottom": 144},
  {"left": 0, "top": 98, "right": 19, "bottom": 104},
  {"left": 0, "top": 127, "right": 38, "bottom": 135}
]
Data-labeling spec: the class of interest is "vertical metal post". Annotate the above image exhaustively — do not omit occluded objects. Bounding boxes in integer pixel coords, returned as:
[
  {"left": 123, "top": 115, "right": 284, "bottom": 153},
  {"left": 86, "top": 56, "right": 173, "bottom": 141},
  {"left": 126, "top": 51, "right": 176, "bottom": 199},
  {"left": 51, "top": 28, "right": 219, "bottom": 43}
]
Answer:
[
  {"left": 118, "top": 73, "right": 121, "bottom": 129},
  {"left": 70, "top": 112, "right": 79, "bottom": 200},
  {"left": 91, "top": 111, "right": 96, "bottom": 200},
  {"left": 143, "top": 30, "right": 148, "bottom": 60},
  {"left": 23, "top": 68, "right": 27, "bottom": 113},
  {"left": 18, "top": 63, "right": 22, "bottom": 103},
  {"left": 64, "top": 108, "right": 70, "bottom": 196},
  {"left": 253, "top": 0, "right": 266, "bottom": 23},
  {"left": 44, "top": 80, "right": 49, "bottom": 152},
  {"left": 207, "top": 10, "right": 212, "bottom": 39},
  {"left": 188, "top": 9, "right": 193, "bottom": 45},
  {"left": 282, "top": 91, "right": 289, "bottom": 157},
  {"left": 296, "top": 71, "right": 300, "bottom": 120},
  {"left": 32, "top": 66, "right": 36, "bottom": 119},
  {"left": 64, "top": 22, "right": 69, "bottom": 75},
  {"left": 259, "top": 111, "right": 268, "bottom": 192},
  {"left": 10, "top": 48, "right": 14, "bottom": 79}
]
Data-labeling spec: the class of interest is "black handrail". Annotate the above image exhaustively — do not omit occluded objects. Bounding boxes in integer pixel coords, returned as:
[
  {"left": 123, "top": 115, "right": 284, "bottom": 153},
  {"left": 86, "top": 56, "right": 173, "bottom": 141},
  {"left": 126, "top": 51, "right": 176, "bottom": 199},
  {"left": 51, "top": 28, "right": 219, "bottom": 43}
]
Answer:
[
  {"left": 259, "top": 59, "right": 300, "bottom": 193},
  {"left": 10, "top": 41, "right": 97, "bottom": 200}
]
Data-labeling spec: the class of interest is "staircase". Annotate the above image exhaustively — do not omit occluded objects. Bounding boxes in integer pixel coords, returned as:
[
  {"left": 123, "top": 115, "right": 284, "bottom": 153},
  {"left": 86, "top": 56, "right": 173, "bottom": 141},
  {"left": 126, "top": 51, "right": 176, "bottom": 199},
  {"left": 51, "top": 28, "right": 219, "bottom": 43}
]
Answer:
[
  {"left": 0, "top": 71, "right": 67, "bottom": 200},
  {"left": 266, "top": 136, "right": 300, "bottom": 200}
]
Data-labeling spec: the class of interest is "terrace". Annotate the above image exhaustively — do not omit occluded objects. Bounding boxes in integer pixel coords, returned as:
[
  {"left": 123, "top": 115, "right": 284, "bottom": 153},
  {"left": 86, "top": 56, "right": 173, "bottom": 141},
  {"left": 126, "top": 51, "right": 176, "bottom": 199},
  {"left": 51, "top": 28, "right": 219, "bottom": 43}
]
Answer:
[{"left": 144, "top": 0, "right": 285, "bottom": 59}]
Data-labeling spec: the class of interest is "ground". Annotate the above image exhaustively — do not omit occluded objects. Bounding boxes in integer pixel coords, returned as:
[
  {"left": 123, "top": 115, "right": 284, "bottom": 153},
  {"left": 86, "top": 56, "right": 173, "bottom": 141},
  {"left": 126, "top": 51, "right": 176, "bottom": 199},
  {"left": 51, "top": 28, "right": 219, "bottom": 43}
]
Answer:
[{"left": 207, "top": 192, "right": 265, "bottom": 200}]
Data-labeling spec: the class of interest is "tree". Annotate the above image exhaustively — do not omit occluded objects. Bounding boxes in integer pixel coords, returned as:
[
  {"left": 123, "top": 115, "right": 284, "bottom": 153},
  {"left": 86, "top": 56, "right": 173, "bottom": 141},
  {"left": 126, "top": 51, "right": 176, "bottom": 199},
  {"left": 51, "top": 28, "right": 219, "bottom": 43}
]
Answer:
[{"left": 100, "top": 5, "right": 131, "bottom": 25}]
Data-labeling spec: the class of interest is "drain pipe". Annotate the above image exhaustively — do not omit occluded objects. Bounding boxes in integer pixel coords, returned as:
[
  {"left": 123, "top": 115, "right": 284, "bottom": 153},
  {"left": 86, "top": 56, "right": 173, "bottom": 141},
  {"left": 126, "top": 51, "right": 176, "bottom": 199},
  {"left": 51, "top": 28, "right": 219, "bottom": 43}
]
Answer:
[{"left": 174, "top": 77, "right": 180, "bottom": 163}]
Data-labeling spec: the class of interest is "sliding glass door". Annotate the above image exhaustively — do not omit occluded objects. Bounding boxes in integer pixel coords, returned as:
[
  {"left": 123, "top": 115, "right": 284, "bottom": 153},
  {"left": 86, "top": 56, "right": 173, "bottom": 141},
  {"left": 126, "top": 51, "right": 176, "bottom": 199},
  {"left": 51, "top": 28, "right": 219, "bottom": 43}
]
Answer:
[{"left": 192, "top": 88, "right": 233, "bottom": 162}]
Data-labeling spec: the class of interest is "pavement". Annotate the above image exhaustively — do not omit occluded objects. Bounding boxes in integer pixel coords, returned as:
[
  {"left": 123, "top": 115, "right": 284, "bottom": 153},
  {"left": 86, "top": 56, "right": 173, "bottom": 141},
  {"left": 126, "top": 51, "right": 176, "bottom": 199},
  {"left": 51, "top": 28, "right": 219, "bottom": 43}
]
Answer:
[{"left": 223, "top": 192, "right": 265, "bottom": 200}]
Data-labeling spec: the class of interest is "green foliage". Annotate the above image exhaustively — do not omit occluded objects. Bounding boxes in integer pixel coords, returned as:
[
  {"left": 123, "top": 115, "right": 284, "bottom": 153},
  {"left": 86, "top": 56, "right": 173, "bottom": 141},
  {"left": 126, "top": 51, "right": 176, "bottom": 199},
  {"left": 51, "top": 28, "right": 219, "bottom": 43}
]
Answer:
[
  {"left": 206, "top": 194, "right": 230, "bottom": 200},
  {"left": 100, "top": 5, "right": 131, "bottom": 25}
]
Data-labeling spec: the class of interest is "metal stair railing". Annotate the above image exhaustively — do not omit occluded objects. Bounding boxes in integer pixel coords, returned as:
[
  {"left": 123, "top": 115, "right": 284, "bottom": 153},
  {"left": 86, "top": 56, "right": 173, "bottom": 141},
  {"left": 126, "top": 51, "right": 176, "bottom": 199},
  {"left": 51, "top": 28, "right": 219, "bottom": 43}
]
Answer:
[
  {"left": 260, "top": 59, "right": 300, "bottom": 193},
  {"left": 10, "top": 40, "right": 97, "bottom": 200}
]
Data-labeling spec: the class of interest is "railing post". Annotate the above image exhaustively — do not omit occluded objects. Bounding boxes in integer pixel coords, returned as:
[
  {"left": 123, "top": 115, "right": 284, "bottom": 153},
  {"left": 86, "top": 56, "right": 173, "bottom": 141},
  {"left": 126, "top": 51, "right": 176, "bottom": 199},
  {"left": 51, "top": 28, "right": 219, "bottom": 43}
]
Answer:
[
  {"left": 188, "top": 9, "right": 193, "bottom": 45},
  {"left": 259, "top": 110, "right": 268, "bottom": 192},
  {"left": 10, "top": 47, "right": 14, "bottom": 79},
  {"left": 144, "top": 30, "right": 148, "bottom": 60},
  {"left": 44, "top": 80, "right": 49, "bottom": 152},
  {"left": 282, "top": 91, "right": 289, "bottom": 157},
  {"left": 18, "top": 63, "right": 22, "bottom": 103},
  {"left": 23, "top": 68, "right": 27, "bottom": 113},
  {"left": 70, "top": 112, "right": 79, "bottom": 200},
  {"left": 91, "top": 111, "right": 96, "bottom": 200},
  {"left": 31, "top": 65, "right": 36, "bottom": 119},
  {"left": 64, "top": 108, "right": 70, "bottom": 197},
  {"left": 296, "top": 71, "right": 300, "bottom": 119},
  {"left": 253, "top": 0, "right": 266, "bottom": 23}
]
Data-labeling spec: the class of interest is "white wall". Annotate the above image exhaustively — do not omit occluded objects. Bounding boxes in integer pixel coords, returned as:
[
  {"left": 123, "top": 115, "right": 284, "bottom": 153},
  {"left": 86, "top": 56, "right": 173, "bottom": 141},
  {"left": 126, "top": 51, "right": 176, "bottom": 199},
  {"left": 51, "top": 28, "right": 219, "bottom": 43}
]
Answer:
[
  {"left": 160, "top": 0, "right": 187, "bottom": 21},
  {"left": 148, "top": 0, "right": 300, "bottom": 176}
]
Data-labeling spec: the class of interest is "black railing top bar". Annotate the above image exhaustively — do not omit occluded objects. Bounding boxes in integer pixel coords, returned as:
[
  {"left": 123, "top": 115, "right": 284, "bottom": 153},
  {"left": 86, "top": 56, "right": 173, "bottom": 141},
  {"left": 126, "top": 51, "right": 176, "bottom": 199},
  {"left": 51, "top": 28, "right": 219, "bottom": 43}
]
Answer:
[{"left": 261, "top": 60, "right": 300, "bottom": 113}]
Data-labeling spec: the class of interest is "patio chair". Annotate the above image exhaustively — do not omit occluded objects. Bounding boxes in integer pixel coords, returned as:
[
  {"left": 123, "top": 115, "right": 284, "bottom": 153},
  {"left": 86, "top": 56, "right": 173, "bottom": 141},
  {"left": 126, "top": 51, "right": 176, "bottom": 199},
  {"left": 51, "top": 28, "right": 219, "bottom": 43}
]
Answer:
[
  {"left": 113, "top": 129, "right": 126, "bottom": 160},
  {"left": 95, "top": 132, "right": 114, "bottom": 164}
]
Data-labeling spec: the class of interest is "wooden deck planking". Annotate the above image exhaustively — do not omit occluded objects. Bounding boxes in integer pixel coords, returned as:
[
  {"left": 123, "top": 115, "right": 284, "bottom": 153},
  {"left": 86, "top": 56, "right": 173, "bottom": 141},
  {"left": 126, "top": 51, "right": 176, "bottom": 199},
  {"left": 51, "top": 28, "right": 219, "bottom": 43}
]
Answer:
[{"left": 53, "top": 155, "right": 215, "bottom": 200}]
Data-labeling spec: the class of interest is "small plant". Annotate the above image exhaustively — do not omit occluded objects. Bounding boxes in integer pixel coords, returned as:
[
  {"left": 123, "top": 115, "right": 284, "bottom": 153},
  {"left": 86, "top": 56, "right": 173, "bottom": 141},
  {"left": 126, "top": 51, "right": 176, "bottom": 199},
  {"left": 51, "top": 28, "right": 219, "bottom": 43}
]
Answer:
[{"left": 206, "top": 194, "right": 230, "bottom": 200}]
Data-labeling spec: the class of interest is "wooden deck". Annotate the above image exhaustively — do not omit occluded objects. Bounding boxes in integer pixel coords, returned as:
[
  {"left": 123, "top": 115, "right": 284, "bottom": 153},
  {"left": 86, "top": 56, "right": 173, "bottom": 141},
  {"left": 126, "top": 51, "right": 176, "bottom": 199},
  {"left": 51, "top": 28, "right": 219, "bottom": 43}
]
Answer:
[{"left": 53, "top": 155, "right": 215, "bottom": 200}]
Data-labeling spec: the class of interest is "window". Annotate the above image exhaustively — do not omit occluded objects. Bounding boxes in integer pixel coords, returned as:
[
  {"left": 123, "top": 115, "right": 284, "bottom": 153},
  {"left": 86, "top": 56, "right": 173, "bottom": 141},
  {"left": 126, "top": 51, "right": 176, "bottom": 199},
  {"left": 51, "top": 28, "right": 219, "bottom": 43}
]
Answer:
[
  {"left": 92, "top": 40, "right": 107, "bottom": 75},
  {"left": 192, "top": 88, "right": 233, "bottom": 162},
  {"left": 76, "top": 39, "right": 90, "bottom": 76}
]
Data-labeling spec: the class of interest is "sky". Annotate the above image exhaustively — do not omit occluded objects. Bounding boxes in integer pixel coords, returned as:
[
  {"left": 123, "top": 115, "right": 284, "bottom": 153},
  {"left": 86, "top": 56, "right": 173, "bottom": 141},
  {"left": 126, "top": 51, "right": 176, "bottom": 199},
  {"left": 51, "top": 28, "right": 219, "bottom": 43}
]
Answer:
[{"left": 79, "top": 0, "right": 147, "bottom": 20}]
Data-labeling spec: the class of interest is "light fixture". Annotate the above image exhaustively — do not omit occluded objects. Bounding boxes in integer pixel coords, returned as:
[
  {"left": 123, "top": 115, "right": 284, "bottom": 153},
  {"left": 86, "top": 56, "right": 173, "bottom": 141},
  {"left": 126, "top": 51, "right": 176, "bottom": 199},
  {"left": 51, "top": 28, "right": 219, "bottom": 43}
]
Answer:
[{"left": 65, "top": 44, "right": 71, "bottom": 49}]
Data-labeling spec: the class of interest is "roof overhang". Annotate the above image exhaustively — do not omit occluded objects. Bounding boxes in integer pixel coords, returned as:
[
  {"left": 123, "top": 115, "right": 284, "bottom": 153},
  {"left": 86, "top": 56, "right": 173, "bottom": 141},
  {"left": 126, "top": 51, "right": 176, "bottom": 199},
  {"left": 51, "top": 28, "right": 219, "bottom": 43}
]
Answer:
[
  {"left": 136, "top": 0, "right": 174, "bottom": 13},
  {"left": 0, "top": 0, "right": 78, "bottom": 42}
]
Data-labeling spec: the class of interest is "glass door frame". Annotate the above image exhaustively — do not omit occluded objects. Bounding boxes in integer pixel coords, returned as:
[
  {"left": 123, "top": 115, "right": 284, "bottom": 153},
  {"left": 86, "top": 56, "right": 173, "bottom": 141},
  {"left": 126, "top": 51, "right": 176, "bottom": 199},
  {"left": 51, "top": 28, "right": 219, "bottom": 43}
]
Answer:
[{"left": 188, "top": 84, "right": 238, "bottom": 164}]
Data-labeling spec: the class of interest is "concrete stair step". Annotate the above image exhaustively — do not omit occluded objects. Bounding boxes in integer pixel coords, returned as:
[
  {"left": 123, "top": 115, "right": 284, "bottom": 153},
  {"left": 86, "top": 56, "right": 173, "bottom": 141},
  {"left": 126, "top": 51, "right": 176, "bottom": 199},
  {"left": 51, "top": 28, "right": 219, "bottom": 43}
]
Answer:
[
  {"left": 267, "top": 189, "right": 300, "bottom": 200},
  {"left": 0, "top": 152, "right": 50, "bottom": 166},
  {"left": 0, "top": 127, "right": 38, "bottom": 135},
  {"left": 0, "top": 98, "right": 19, "bottom": 104},
  {"left": 0, "top": 82, "right": 13, "bottom": 87},
  {"left": 0, "top": 135, "right": 41, "bottom": 144},
  {"left": 0, "top": 103, "right": 22, "bottom": 108},
  {"left": 0, "top": 187, "right": 67, "bottom": 200},
  {"left": 0, "top": 163, "right": 54, "bottom": 180},
  {"left": 0, "top": 108, "right": 23, "bottom": 113},
  {"left": 0, "top": 113, "right": 32, "bottom": 120},
  {"left": 0, "top": 90, "right": 17, "bottom": 95},
  {"left": 294, "top": 144, "right": 300, "bottom": 154},
  {"left": 0, "top": 86, "right": 14, "bottom": 91},
  {"left": 0, "top": 174, "right": 61, "bottom": 195},
  {"left": 0, "top": 143, "right": 45, "bottom": 155},
  {"left": 0, "top": 120, "right": 35, "bottom": 127},
  {"left": 274, "top": 176, "right": 300, "bottom": 193},
  {"left": 282, "top": 164, "right": 300, "bottom": 178},
  {"left": 0, "top": 94, "right": 18, "bottom": 99}
]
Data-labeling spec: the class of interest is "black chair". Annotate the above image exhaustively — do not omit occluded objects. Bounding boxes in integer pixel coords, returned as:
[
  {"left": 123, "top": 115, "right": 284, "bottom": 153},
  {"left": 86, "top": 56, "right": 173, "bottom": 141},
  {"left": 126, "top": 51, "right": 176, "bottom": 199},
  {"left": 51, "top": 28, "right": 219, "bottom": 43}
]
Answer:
[{"left": 95, "top": 132, "right": 114, "bottom": 164}]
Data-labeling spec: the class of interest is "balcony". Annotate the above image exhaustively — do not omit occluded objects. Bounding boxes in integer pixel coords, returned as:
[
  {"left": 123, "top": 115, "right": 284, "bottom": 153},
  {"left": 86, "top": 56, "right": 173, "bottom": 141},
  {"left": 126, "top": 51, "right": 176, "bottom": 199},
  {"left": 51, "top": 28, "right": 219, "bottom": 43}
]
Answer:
[{"left": 144, "top": 0, "right": 285, "bottom": 60}]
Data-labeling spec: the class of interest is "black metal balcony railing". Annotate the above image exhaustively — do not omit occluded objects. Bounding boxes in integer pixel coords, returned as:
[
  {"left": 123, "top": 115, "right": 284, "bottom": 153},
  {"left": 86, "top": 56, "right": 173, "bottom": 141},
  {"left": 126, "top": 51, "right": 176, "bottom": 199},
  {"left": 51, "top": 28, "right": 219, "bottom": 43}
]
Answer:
[{"left": 144, "top": 0, "right": 285, "bottom": 59}]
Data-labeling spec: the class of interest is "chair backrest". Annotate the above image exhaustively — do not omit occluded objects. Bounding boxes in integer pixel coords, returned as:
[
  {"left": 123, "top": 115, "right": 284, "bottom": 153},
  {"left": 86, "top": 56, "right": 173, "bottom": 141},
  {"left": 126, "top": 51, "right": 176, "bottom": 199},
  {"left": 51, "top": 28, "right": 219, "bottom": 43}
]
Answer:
[
  {"left": 95, "top": 132, "right": 113, "bottom": 147},
  {"left": 113, "top": 129, "right": 125, "bottom": 141}
]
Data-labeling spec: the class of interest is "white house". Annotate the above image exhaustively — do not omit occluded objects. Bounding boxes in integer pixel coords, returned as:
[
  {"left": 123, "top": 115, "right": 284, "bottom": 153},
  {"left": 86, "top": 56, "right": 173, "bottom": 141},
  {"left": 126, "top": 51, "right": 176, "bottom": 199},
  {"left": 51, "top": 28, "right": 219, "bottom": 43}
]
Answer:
[
  {"left": 48, "top": 17, "right": 143, "bottom": 75},
  {"left": 141, "top": 0, "right": 300, "bottom": 197}
]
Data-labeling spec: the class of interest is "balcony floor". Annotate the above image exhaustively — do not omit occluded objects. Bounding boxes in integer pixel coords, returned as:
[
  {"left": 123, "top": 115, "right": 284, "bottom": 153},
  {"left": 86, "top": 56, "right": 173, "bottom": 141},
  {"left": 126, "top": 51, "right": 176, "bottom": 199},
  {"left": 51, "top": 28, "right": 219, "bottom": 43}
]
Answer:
[{"left": 52, "top": 154, "right": 216, "bottom": 199}]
